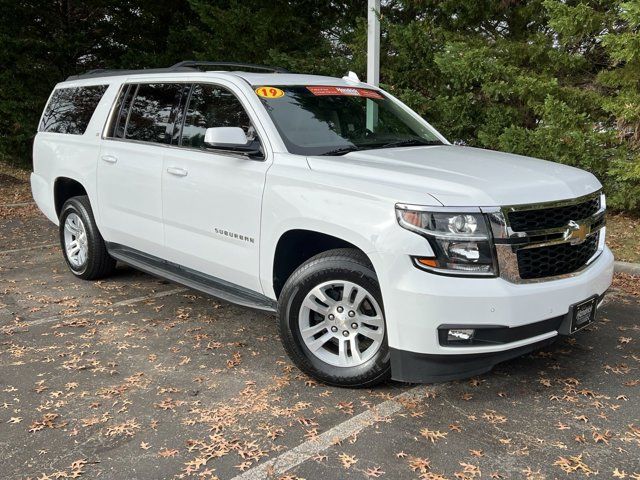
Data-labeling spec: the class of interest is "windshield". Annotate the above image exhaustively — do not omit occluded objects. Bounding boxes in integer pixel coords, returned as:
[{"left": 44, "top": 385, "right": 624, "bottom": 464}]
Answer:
[{"left": 255, "top": 85, "right": 444, "bottom": 156}]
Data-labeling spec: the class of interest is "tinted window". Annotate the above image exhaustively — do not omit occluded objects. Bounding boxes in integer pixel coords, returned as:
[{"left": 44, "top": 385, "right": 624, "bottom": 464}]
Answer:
[
  {"left": 258, "top": 86, "right": 443, "bottom": 156},
  {"left": 125, "top": 83, "right": 182, "bottom": 144},
  {"left": 39, "top": 85, "right": 108, "bottom": 134},
  {"left": 180, "top": 84, "right": 255, "bottom": 149},
  {"left": 108, "top": 84, "right": 136, "bottom": 139}
]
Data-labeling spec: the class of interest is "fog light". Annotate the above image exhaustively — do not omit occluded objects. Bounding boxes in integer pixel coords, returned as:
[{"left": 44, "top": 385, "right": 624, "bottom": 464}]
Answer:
[{"left": 447, "top": 329, "right": 475, "bottom": 342}]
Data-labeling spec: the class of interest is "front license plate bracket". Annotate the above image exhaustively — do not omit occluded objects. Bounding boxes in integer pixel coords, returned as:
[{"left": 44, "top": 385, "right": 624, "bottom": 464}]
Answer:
[{"left": 558, "top": 295, "right": 599, "bottom": 335}]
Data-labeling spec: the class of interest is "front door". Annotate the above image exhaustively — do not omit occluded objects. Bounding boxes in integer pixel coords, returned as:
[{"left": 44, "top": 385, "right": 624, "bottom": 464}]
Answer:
[{"left": 161, "top": 82, "right": 270, "bottom": 292}]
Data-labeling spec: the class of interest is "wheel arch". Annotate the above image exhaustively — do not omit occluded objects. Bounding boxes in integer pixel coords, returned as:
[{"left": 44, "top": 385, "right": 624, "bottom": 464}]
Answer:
[
  {"left": 53, "top": 177, "right": 88, "bottom": 219},
  {"left": 271, "top": 228, "right": 376, "bottom": 299}
]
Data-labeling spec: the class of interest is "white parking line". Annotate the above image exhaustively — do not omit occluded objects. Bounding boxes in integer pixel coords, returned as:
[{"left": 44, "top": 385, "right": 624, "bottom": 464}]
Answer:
[
  {"left": 230, "top": 385, "right": 431, "bottom": 480},
  {"left": 0, "top": 243, "right": 58, "bottom": 255},
  {"left": 229, "top": 289, "right": 622, "bottom": 480},
  {"left": 23, "top": 287, "right": 188, "bottom": 327}
]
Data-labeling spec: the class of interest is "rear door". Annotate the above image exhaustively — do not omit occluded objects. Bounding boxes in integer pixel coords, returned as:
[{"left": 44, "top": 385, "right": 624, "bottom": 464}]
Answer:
[
  {"left": 161, "top": 82, "right": 270, "bottom": 292},
  {"left": 97, "top": 82, "right": 186, "bottom": 257}
]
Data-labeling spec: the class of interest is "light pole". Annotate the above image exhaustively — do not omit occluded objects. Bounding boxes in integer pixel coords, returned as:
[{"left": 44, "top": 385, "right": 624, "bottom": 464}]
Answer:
[
  {"left": 367, "top": 0, "right": 381, "bottom": 87},
  {"left": 366, "top": 0, "right": 381, "bottom": 130}
]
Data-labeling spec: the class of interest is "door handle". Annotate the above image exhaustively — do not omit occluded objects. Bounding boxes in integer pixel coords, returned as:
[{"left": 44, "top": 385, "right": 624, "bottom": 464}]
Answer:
[
  {"left": 101, "top": 155, "right": 118, "bottom": 164},
  {"left": 166, "top": 166, "right": 188, "bottom": 177}
]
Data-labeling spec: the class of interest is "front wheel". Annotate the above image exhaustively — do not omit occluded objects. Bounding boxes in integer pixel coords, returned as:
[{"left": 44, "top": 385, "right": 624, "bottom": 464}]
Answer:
[{"left": 278, "top": 249, "right": 390, "bottom": 388}]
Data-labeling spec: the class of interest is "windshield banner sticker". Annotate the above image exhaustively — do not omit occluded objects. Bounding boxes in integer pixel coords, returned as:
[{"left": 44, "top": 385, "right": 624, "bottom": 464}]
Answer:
[
  {"left": 255, "top": 87, "right": 285, "bottom": 98},
  {"left": 306, "top": 86, "right": 384, "bottom": 99}
]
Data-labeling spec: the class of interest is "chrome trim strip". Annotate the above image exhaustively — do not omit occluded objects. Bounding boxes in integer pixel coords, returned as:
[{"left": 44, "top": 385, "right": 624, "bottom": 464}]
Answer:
[
  {"left": 100, "top": 136, "right": 260, "bottom": 161},
  {"left": 395, "top": 203, "right": 481, "bottom": 213},
  {"left": 500, "top": 190, "right": 603, "bottom": 214},
  {"left": 410, "top": 257, "right": 495, "bottom": 278}
]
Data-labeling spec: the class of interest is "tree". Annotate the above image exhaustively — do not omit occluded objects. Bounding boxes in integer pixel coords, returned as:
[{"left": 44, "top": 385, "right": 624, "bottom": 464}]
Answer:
[
  {"left": 350, "top": 0, "right": 639, "bottom": 210},
  {"left": 185, "top": 0, "right": 361, "bottom": 74},
  {"left": 1, "top": 0, "right": 638, "bottom": 211},
  {"left": 0, "top": 1, "right": 360, "bottom": 166},
  {"left": 0, "top": 0, "right": 199, "bottom": 164}
]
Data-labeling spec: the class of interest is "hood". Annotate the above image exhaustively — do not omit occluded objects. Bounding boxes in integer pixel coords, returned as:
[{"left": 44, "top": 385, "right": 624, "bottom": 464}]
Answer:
[{"left": 307, "top": 145, "right": 602, "bottom": 207}]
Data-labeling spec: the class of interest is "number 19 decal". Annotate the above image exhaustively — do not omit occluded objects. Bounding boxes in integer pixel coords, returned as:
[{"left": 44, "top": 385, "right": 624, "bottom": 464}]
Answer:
[{"left": 255, "top": 87, "right": 285, "bottom": 98}]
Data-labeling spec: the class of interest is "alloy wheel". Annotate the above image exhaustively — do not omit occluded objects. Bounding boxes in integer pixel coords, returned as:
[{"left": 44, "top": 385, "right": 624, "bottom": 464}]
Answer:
[
  {"left": 63, "top": 213, "right": 88, "bottom": 268},
  {"left": 298, "top": 280, "right": 385, "bottom": 367}
]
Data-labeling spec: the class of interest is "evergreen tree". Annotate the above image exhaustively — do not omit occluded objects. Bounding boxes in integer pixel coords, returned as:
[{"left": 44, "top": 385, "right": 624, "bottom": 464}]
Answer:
[
  {"left": 0, "top": 0, "right": 199, "bottom": 164},
  {"left": 360, "top": 0, "right": 639, "bottom": 210},
  {"left": 0, "top": 0, "right": 638, "bottom": 211}
]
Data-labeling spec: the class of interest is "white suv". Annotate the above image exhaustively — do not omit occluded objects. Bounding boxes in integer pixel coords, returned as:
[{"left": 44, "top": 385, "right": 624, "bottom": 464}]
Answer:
[{"left": 31, "top": 61, "right": 614, "bottom": 387}]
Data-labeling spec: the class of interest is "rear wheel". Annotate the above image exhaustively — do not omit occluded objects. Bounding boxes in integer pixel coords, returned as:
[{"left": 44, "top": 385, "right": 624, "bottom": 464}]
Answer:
[
  {"left": 59, "top": 196, "right": 116, "bottom": 280},
  {"left": 278, "top": 248, "right": 390, "bottom": 387}
]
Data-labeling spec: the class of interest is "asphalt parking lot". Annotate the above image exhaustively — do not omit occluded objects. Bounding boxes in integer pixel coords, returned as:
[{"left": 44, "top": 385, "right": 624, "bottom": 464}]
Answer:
[{"left": 1, "top": 204, "right": 639, "bottom": 480}]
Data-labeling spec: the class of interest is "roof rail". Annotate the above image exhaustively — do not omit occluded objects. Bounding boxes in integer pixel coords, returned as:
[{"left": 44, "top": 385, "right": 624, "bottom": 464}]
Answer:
[
  {"left": 171, "top": 60, "right": 290, "bottom": 73},
  {"left": 66, "top": 66, "right": 195, "bottom": 81},
  {"left": 65, "top": 60, "right": 290, "bottom": 81}
]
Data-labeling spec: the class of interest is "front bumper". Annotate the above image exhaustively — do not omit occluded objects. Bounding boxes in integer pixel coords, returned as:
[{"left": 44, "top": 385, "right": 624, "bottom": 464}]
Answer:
[
  {"left": 372, "top": 245, "right": 614, "bottom": 383},
  {"left": 390, "top": 292, "right": 605, "bottom": 383}
]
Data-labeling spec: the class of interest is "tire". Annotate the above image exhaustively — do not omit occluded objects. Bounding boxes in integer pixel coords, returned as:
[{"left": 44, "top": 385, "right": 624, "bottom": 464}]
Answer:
[
  {"left": 278, "top": 248, "right": 391, "bottom": 388},
  {"left": 59, "top": 195, "right": 116, "bottom": 280}
]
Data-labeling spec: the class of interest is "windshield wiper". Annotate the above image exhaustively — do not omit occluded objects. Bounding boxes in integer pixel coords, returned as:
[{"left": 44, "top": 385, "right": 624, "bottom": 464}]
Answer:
[
  {"left": 319, "top": 146, "right": 362, "bottom": 156},
  {"left": 319, "top": 139, "right": 441, "bottom": 156},
  {"left": 372, "top": 139, "right": 442, "bottom": 149}
]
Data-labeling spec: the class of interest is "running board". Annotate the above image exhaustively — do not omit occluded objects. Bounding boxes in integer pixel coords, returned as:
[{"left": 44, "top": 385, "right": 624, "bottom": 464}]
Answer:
[{"left": 106, "top": 243, "right": 277, "bottom": 312}]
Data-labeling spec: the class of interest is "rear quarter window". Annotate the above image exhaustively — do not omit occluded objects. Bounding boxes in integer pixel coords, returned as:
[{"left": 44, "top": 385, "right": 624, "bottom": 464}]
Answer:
[{"left": 39, "top": 85, "right": 108, "bottom": 135}]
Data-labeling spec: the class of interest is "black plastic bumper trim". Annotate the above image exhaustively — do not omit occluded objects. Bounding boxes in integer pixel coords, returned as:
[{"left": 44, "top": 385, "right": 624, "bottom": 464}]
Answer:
[
  {"left": 438, "top": 315, "right": 564, "bottom": 346},
  {"left": 390, "top": 337, "right": 557, "bottom": 383}
]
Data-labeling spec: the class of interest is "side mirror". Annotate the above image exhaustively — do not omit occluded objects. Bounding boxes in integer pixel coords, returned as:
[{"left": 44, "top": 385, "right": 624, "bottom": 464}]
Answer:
[
  {"left": 203, "top": 127, "right": 263, "bottom": 159},
  {"left": 204, "top": 127, "right": 249, "bottom": 147}
]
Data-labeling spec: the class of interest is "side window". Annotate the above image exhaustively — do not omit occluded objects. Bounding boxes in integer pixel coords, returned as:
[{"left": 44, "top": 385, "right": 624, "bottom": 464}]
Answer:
[
  {"left": 180, "top": 84, "right": 255, "bottom": 149},
  {"left": 108, "top": 84, "right": 136, "bottom": 139},
  {"left": 124, "top": 83, "right": 182, "bottom": 144},
  {"left": 39, "top": 85, "right": 108, "bottom": 134}
]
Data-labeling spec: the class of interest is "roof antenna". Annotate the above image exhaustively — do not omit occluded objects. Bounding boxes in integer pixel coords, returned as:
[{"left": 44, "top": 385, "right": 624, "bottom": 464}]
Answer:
[{"left": 342, "top": 71, "right": 360, "bottom": 83}]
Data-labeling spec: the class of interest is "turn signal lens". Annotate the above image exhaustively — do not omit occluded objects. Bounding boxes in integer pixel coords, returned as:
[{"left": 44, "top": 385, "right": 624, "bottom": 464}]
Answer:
[{"left": 416, "top": 257, "right": 438, "bottom": 268}]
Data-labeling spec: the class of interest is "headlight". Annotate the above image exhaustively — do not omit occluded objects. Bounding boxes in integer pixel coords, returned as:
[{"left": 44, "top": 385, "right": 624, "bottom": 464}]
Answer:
[{"left": 396, "top": 205, "right": 497, "bottom": 276}]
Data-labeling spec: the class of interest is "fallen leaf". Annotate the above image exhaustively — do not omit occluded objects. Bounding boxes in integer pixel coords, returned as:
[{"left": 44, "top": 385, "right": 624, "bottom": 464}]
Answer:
[{"left": 338, "top": 453, "right": 357, "bottom": 469}]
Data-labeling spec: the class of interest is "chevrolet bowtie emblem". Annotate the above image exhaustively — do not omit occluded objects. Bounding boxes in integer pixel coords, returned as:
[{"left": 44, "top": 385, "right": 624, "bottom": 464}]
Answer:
[{"left": 564, "top": 220, "right": 589, "bottom": 245}]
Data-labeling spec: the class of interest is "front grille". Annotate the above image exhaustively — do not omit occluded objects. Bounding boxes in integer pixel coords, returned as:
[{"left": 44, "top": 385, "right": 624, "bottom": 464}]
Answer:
[
  {"left": 508, "top": 196, "right": 600, "bottom": 232},
  {"left": 516, "top": 233, "right": 599, "bottom": 280}
]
